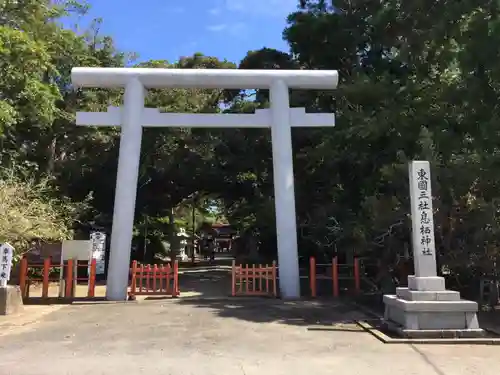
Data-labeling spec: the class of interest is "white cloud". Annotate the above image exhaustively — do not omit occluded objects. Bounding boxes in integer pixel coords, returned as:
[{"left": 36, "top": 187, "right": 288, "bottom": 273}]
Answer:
[
  {"left": 207, "top": 24, "right": 228, "bottom": 32},
  {"left": 208, "top": 8, "right": 221, "bottom": 15},
  {"left": 206, "top": 22, "right": 248, "bottom": 38}
]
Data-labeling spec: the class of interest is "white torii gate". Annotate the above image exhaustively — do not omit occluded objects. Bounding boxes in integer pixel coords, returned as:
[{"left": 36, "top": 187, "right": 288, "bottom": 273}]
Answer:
[{"left": 71, "top": 68, "right": 339, "bottom": 300}]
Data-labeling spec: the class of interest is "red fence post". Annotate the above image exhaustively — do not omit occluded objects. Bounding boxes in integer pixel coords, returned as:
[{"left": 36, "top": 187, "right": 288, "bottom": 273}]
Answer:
[
  {"left": 251, "top": 265, "right": 256, "bottom": 293},
  {"left": 139, "top": 264, "right": 144, "bottom": 293},
  {"left": 130, "top": 261, "right": 138, "bottom": 296},
  {"left": 65, "top": 259, "right": 73, "bottom": 298},
  {"left": 19, "top": 257, "right": 28, "bottom": 298},
  {"left": 159, "top": 265, "right": 165, "bottom": 293},
  {"left": 309, "top": 257, "right": 316, "bottom": 297},
  {"left": 258, "top": 264, "right": 263, "bottom": 293},
  {"left": 231, "top": 260, "right": 236, "bottom": 296},
  {"left": 87, "top": 259, "right": 96, "bottom": 297},
  {"left": 153, "top": 264, "right": 158, "bottom": 292},
  {"left": 332, "top": 256, "right": 339, "bottom": 297},
  {"left": 265, "top": 264, "right": 270, "bottom": 294},
  {"left": 146, "top": 265, "right": 151, "bottom": 292},
  {"left": 244, "top": 264, "right": 249, "bottom": 294},
  {"left": 42, "top": 257, "right": 51, "bottom": 298}
]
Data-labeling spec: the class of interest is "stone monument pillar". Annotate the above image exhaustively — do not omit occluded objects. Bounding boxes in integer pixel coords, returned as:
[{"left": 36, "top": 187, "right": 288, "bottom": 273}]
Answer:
[
  {"left": 383, "top": 161, "right": 482, "bottom": 337},
  {"left": 0, "top": 243, "right": 23, "bottom": 315}
]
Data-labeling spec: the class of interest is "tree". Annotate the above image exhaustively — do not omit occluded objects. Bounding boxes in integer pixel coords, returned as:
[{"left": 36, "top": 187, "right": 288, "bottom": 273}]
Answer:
[
  {"left": 283, "top": 0, "right": 500, "bottom": 282},
  {"left": 2, "top": 0, "right": 500, "bottom": 300},
  {"left": 0, "top": 168, "right": 89, "bottom": 259}
]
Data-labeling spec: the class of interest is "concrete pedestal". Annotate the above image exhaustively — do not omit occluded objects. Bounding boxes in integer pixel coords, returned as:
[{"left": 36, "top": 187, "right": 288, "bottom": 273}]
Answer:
[
  {"left": 383, "top": 276, "right": 484, "bottom": 338},
  {"left": 0, "top": 286, "right": 24, "bottom": 315}
]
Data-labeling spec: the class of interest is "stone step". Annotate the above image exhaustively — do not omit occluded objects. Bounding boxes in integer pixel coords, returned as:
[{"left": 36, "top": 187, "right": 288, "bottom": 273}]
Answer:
[
  {"left": 384, "top": 295, "right": 478, "bottom": 312},
  {"left": 396, "top": 287, "right": 460, "bottom": 302}
]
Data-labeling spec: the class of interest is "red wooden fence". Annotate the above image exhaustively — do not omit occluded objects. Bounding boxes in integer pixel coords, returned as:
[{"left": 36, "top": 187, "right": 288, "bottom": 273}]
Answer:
[
  {"left": 309, "top": 256, "right": 360, "bottom": 297},
  {"left": 129, "top": 261, "right": 179, "bottom": 297},
  {"left": 231, "top": 260, "right": 277, "bottom": 297},
  {"left": 19, "top": 257, "right": 96, "bottom": 299}
]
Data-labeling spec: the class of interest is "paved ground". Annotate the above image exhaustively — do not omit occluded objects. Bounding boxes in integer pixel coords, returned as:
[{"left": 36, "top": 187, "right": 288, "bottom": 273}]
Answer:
[
  {"left": 3, "top": 259, "right": 500, "bottom": 375},
  {"left": 0, "top": 296, "right": 499, "bottom": 375}
]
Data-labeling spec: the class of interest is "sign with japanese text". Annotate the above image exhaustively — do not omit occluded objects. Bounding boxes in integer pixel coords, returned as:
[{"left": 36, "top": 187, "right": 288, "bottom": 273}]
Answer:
[
  {"left": 409, "top": 161, "right": 437, "bottom": 277},
  {"left": 90, "top": 232, "right": 106, "bottom": 275},
  {"left": 0, "top": 243, "right": 14, "bottom": 287}
]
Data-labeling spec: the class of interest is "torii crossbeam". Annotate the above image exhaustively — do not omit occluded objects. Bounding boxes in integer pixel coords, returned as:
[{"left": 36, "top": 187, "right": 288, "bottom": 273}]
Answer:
[{"left": 72, "top": 67, "right": 339, "bottom": 300}]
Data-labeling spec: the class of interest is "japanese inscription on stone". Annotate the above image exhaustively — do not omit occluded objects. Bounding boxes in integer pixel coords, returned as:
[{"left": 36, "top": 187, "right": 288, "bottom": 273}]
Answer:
[
  {"left": 409, "top": 161, "right": 437, "bottom": 277},
  {"left": 0, "top": 243, "right": 14, "bottom": 287},
  {"left": 416, "top": 167, "right": 433, "bottom": 256},
  {"left": 90, "top": 232, "right": 106, "bottom": 275}
]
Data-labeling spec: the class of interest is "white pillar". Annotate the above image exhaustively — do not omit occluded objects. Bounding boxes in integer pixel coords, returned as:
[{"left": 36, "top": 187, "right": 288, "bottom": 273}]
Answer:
[
  {"left": 269, "top": 79, "right": 300, "bottom": 298},
  {"left": 106, "top": 77, "right": 145, "bottom": 300}
]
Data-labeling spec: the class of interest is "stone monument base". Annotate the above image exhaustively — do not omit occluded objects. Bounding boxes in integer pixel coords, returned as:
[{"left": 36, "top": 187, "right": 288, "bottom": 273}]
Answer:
[
  {"left": 383, "top": 276, "right": 484, "bottom": 338},
  {"left": 384, "top": 321, "right": 485, "bottom": 339},
  {"left": 0, "top": 286, "right": 24, "bottom": 315}
]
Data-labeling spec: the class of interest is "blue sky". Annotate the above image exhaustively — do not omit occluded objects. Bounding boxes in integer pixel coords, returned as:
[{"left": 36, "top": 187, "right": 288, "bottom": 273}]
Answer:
[{"left": 64, "top": 0, "right": 300, "bottom": 65}]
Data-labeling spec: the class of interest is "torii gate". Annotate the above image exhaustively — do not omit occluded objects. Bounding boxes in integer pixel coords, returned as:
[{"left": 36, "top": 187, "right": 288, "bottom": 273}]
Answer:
[{"left": 71, "top": 68, "right": 339, "bottom": 300}]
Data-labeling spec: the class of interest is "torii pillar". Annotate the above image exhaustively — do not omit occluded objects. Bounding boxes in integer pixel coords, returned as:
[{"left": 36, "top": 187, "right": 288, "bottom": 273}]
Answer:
[{"left": 71, "top": 68, "right": 339, "bottom": 300}]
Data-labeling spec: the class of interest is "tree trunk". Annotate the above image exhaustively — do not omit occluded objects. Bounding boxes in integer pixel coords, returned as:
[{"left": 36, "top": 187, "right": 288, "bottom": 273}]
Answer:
[
  {"left": 247, "top": 234, "right": 259, "bottom": 260},
  {"left": 46, "top": 136, "right": 57, "bottom": 174}
]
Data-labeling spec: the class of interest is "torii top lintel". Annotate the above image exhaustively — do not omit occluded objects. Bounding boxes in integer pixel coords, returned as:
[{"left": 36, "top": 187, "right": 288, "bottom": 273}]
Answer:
[{"left": 71, "top": 67, "right": 339, "bottom": 90}]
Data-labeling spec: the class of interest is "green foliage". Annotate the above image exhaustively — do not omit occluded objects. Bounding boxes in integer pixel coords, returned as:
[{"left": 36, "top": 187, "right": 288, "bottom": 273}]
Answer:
[
  {"left": 283, "top": 0, "right": 500, "bottom": 279},
  {"left": 0, "top": 168, "right": 90, "bottom": 258},
  {"left": 1, "top": 0, "right": 500, "bottom": 291}
]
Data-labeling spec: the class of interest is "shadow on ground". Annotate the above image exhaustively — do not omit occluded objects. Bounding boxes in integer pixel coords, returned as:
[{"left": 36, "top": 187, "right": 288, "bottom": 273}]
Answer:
[
  {"left": 172, "top": 259, "right": 370, "bottom": 327},
  {"left": 22, "top": 297, "right": 118, "bottom": 305},
  {"left": 178, "top": 268, "right": 233, "bottom": 298},
  {"left": 175, "top": 296, "right": 368, "bottom": 328}
]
